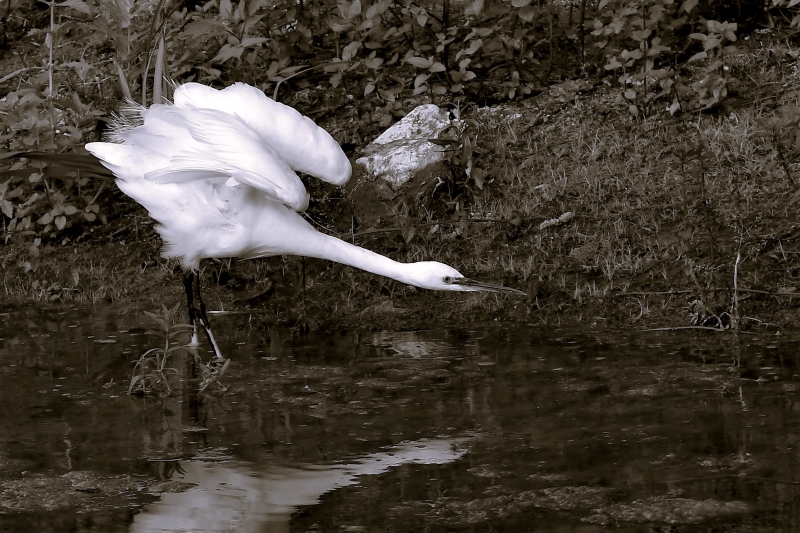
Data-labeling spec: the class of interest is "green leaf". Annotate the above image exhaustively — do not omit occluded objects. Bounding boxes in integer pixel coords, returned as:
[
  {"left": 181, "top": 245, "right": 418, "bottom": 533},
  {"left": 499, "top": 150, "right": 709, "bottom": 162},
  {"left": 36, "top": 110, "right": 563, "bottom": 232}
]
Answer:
[
  {"left": 512, "top": 0, "right": 532, "bottom": 6},
  {"left": 349, "top": 0, "right": 361, "bottom": 17},
  {"left": 247, "top": 0, "right": 267, "bottom": 16},
  {"left": 472, "top": 167, "right": 487, "bottom": 190},
  {"left": 342, "top": 41, "right": 361, "bottom": 61},
  {"left": 128, "top": 374, "right": 144, "bottom": 395},
  {"left": 671, "top": 16, "right": 687, "bottom": 29},
  {"left": 212, "top": 44, "right": 244, "bottom": 63},
  {"left": 219, "top": 0, "right": 232, "bottom": 19},
  {"left": 0, "top": 199, "right": 13, "bottom": 218},
  {"left": 406, "top": 56, "right": 433, "bottom": 68},
  {"left": 57, "top": 0, "right": 91, "bottom": 15},
  {"left": 464, "top": 38, "right": 483, "bottom": 55},
  {"left": 459, "top": 136, "right": 473, "bottom": 168},
  {"left": 681, "top": 0, "right": 698, "bottom": 12},
  {"left": 240, "top": 37, "right": 267, "bottom": 48},
  {"left": 518, "top": 5, "right": 535, "bottom": 21},
  {"left": 688, "top": 51, "right": 707, "bottom": 62},
  {"left": 234, "top": 0, "right": 245, "bottom": 22},
  {"left": 365, "top": 0, "right": 389, "bottom": 18},
  {"left": 402, "top": 223, "right": 416, "bottom": 244},
  {"left": 144, "top": 312, "right": 169, "bottom": 331},
  {"left": 466, "top": 0, "right": 484, "bottom": 15},
  {"left": 329, "top": 21, "right": 352, "bottom": 33},
  {"left": 648, "top": 43, "right": 671, "bottom": 56},
  {"left": 62, "top": 61, "right": 93, "bottom": 81}
]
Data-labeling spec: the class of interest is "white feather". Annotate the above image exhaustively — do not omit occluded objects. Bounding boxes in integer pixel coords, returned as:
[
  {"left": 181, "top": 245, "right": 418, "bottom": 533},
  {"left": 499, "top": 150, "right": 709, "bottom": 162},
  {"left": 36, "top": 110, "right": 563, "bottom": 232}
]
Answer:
[{"left": 174, "top": 83, "right": 351, "bottom": 185}]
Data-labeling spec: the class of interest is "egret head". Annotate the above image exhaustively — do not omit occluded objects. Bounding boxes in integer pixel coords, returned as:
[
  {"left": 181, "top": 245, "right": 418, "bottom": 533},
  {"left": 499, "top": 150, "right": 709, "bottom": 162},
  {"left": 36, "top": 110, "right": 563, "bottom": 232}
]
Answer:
[{"left": 406, "top": 262, "right": 526, "bottom": 295}]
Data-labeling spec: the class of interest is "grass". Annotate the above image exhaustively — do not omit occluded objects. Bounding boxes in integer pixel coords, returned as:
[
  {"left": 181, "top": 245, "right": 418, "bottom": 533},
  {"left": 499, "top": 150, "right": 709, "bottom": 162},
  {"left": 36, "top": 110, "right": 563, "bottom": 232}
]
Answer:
[{"left": 371, "top": 39, "right": 800, "bottom": 328}]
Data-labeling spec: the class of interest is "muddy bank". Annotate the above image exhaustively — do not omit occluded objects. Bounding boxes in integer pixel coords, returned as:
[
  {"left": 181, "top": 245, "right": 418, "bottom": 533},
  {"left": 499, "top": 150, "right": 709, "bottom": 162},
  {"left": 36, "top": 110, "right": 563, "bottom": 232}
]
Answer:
[{"left": 1, "top": 214, "right": 796, "bottom": 333}]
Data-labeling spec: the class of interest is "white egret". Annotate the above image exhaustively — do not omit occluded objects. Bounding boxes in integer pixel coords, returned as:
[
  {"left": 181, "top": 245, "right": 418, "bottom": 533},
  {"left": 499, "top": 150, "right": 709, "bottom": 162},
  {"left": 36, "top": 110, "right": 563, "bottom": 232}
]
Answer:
[{"left": 86, "top": 82, "right": 524, "bottom": 357}]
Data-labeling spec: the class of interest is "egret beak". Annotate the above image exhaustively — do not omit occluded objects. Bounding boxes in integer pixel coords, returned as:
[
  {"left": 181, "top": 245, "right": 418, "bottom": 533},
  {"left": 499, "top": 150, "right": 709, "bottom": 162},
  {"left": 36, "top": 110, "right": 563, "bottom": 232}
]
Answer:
[{"left": 451, "top": 277, "right": 527, "bottom": 296}]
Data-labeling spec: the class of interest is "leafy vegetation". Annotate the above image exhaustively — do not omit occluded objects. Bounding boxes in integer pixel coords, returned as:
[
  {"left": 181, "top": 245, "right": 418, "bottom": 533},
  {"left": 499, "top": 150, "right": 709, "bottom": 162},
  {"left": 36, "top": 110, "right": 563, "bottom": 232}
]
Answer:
[
  {"left": 2, "top": 0, "right": 800, "bottom": 329},
  {"left": 129, "top": 302, "right": 229, "bottom": 395}
]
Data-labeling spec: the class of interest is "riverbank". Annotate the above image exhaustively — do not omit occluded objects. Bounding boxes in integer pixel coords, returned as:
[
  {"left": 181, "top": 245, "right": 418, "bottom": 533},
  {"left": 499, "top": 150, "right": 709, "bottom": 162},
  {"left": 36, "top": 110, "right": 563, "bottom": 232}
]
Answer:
[{"left": 3, "top": 38, "right": 800, "bottom": 332}]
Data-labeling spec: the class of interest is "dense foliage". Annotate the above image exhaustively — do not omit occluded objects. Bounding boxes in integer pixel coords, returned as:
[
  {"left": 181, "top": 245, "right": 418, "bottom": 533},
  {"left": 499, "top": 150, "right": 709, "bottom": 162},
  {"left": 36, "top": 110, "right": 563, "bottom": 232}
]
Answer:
[
  {"left": 5, "top": 0, "right": 800, "bottom": 329},
  {"left": 0, "top": 0, "right": 785, "bottom": 242}
]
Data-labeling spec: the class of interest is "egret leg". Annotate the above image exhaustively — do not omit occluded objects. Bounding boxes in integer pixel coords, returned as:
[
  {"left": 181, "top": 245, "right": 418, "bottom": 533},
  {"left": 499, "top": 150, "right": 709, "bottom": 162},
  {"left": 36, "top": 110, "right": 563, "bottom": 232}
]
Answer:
[
  {"left": 183, "top": 269, "right": 223, "bottom": 359},
  {"left": 301, "top": 256, "right": 307, "bottom": 330},
  {"left": 182, "top": 271, "right": 200, "bottom": 346}
]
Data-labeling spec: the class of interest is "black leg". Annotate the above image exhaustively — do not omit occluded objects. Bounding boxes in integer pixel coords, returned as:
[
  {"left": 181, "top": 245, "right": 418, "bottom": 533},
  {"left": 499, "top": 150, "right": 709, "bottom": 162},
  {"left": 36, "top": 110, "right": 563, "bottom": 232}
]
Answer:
[
  {"left": 301, "top": 257, "right": 307, "bottom": 320},
  {"left": 183, "top": 270, "right": 199, "bottom": 346},
  {"left": 192, "top": 269, "right": 223, "bottom": 359},
  {"left": 183, "top": 268, "right": 222, "bottom": 358}
]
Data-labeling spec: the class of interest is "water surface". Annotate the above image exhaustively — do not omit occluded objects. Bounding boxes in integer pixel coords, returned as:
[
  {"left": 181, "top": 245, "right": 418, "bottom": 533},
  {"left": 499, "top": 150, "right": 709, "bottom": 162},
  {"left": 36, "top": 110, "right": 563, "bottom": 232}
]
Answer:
[{"left": 1, "top": 305, "right": 799, "bottom": 532}]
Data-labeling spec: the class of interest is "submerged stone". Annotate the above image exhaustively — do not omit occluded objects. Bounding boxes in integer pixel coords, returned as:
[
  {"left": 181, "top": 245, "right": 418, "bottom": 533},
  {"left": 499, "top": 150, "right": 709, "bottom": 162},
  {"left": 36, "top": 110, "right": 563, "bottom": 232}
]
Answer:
[
  {"left": 0, "top": 471, "right": 142, "bottom": 513},
  {"left": 583, "top": 496, "right": 750, "bottom": 525}
]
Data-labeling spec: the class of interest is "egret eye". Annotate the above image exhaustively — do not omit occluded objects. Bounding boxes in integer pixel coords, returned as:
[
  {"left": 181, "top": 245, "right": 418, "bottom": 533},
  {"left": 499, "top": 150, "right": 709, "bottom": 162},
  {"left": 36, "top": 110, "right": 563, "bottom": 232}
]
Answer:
[{"left": 443, "top": 276, "right": 453, "bottom": 284}]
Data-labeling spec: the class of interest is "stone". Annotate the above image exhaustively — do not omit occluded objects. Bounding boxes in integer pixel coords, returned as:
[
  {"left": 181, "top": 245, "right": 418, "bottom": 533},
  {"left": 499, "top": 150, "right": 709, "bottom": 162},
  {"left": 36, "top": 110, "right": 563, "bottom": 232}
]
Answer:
[{"left": 355, "top": 104, "right": 452, "bottom": 188}]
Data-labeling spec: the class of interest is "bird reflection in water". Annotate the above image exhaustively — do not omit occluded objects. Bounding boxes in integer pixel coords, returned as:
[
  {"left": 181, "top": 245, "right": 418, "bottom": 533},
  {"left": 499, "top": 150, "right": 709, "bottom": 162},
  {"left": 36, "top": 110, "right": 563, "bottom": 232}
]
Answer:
[{"left": 131, "top": 438, "right": 469, "bottom": 533}]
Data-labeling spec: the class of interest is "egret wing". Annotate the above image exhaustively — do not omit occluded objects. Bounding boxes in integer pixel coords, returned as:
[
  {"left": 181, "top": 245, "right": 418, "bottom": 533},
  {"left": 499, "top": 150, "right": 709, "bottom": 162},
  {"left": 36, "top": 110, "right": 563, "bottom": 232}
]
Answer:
[
  {"left": 85, "top": 142, "right": 170, "bottom": 179},
  {"left": 142, "top": 167, "right": 231, "bottom": 184},
  {"left": 126, "top": 106, "right": 309, "bottom": 211},
  {"left": 174, "top": 82, "right": 351, "bottom": 186}
]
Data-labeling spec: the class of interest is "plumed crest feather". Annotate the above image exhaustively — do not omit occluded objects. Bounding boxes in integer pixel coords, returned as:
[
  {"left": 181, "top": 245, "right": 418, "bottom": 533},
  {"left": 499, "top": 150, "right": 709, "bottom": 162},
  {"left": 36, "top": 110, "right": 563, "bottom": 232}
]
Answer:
[{"left": 104, "top": 99, "right": 145, "bottom": 144}]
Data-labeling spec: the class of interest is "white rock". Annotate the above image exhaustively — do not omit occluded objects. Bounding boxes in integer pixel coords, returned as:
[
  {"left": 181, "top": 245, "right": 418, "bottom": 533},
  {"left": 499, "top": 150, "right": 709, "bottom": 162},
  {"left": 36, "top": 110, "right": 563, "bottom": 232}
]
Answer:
[{"left": 355, "top": 104, "right": 452, "bottom": 188}]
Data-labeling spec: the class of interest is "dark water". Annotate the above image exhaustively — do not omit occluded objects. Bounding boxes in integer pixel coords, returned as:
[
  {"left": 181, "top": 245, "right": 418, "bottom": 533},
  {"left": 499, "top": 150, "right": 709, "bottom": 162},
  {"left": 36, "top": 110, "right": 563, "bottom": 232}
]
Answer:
[{"left": 2, "top": 306, "right": 800, "bottom": 532}]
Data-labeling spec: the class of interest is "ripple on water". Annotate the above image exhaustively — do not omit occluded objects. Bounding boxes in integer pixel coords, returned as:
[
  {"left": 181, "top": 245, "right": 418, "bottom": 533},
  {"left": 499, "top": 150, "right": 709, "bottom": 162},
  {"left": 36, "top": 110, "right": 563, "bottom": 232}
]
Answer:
[{"left": 0, "top": 306, "right": 798, "bottom": 532}]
